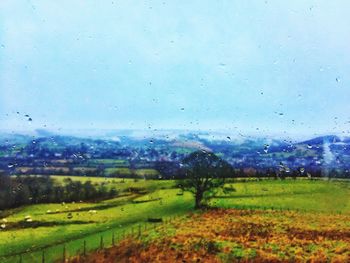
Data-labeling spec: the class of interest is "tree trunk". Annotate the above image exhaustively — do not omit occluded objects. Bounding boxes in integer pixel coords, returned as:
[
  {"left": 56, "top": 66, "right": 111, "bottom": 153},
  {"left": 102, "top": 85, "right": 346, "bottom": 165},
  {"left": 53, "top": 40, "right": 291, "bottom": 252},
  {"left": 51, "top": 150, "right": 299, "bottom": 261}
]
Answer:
[{"left": 194, "top": 190, "right": 203, "bottom": 209}]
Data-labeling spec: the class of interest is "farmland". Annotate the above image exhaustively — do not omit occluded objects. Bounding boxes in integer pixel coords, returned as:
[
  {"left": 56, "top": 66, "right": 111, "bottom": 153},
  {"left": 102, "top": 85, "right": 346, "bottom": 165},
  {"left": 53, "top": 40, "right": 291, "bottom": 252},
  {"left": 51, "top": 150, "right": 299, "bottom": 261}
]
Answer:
[
  {"left": 0, "top": 177, "right": 349, "bottom": 262},
  {"left": 82, "top": 208, "right": 350, "bottom": 262}
]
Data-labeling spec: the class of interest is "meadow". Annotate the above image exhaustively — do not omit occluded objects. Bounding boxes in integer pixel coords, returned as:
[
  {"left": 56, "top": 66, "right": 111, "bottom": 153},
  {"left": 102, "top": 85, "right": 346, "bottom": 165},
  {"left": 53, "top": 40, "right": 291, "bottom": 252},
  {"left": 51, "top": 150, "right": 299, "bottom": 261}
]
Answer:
[
  {"left": 0, "top": 177, "right": 349, "bottom": 262},
  {"left": 85, "top": 208, "right": 350, "bottom": 262}
]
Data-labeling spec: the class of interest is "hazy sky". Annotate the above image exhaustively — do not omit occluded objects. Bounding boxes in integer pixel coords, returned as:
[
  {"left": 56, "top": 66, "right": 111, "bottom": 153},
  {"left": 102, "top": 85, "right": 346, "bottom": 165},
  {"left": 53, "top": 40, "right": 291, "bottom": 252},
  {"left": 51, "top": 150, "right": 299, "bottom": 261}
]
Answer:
[{"left": 0, "top": 0, "right": 349, "bottom": 137}]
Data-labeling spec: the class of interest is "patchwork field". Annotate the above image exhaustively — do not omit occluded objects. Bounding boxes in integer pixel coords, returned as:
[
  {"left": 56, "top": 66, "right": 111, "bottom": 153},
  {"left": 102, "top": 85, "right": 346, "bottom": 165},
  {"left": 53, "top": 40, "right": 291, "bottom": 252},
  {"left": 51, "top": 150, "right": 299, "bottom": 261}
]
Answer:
[{"left": 0, "top": 178, "right": 349, "bottom": 262}]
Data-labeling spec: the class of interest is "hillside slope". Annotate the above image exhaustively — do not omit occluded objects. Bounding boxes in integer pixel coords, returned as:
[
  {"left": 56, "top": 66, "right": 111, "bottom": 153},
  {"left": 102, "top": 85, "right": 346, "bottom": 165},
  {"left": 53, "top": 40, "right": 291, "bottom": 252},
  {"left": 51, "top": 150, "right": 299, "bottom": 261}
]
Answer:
[{"left": 71, "top": 208, "right": 350, "bottom": 262}]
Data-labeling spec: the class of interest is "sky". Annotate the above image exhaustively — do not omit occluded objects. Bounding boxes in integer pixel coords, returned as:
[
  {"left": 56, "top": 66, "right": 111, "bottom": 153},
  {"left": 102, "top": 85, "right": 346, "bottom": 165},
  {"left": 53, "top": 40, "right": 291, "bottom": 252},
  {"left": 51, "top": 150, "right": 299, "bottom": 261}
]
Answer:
[{"left": 0, "top": 0, "right": 349, "bottom": 138}]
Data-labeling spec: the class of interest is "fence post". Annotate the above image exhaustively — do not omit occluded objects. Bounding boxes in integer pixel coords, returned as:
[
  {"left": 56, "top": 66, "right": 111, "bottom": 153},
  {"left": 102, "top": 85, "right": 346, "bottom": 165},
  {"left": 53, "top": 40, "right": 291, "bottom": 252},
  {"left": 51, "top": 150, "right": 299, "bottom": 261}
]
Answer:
[
  {"left": 83, "top": 240, "right": 86, "bottom": 256},
  {"left": 42, "top": 250, "right": 45, "bottom": 263},
  {"left": 100, "top": 236, "right": 104, "bottom": 249},
  {"left": 62, "top": 244, "right": 66, "bottom": 262},
  {"left": 112, "top": 232, "right": 115, "bottom": 246},
  {"left": 138, "top": 224, "right": 141, "bottom": 237},
  {"left": 131, "top": 227, "right": 134, "bottom": 237}
]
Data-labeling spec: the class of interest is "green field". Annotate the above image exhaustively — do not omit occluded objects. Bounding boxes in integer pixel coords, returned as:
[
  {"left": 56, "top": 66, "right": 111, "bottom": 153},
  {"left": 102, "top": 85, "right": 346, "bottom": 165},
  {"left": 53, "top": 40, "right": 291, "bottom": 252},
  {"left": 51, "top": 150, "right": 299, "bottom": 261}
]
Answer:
[
  {"left": 87, "top": 159, "right": 129, "bottom": 167},
  {"left": 213, "top": 179, "right": 350, "bottom": 213},
  {"left": 51, "top": 175, "right": 171, "bottom": 191},
  {"left": 0, "top": 177, "right": 349, "bottom": 262},
  {"left": 103, "top": 168, "right": 159, "bottom": 178}
]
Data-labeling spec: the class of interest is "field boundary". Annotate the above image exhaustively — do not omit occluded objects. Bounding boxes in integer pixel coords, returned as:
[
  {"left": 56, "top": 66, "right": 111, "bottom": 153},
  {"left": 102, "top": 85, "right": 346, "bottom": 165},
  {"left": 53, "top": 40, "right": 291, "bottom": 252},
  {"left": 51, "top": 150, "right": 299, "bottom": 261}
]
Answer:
[{"left": 10, "top": 215, "right": 180, "bottom": 263}]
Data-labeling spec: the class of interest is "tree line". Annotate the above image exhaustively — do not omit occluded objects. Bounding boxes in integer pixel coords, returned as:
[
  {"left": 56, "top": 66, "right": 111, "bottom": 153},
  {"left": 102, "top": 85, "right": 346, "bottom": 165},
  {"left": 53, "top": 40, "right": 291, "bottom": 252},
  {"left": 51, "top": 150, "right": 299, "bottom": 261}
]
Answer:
[{"left": 0, "top": 172, "right": 118, "bottom": 210}]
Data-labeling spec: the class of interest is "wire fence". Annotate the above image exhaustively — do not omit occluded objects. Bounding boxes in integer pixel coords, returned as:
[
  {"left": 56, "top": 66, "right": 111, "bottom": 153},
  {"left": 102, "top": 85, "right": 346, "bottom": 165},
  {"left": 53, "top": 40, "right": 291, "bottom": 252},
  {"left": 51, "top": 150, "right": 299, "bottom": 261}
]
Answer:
[{"left": 4, "top": 215, "right": 179, "bottom": 263}]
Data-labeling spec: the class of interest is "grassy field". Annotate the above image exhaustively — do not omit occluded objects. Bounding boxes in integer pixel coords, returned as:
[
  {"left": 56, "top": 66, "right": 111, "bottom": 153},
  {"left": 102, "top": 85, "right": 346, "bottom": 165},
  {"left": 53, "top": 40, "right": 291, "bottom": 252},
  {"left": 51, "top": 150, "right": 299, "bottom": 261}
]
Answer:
[
  {"left": 103, "top": 167, "right": 160, "bottom": 178},
  {"left": 85, "top": 208, "right": 350, "bottom": 262},
  {"left": 214, "top": 179, "right": 350, "bottom": 213},
  {"left": 51, "top": 175, "right": 171, "bottom": 190},
  {"left": 86, "top": 159, "right": 129, "bottom": 167},
  {"left": 0, "top": 178, "right": 349, "bottom": 262},
  {"left": 0, "top": 178, "right": 189, "bottom": 263}
]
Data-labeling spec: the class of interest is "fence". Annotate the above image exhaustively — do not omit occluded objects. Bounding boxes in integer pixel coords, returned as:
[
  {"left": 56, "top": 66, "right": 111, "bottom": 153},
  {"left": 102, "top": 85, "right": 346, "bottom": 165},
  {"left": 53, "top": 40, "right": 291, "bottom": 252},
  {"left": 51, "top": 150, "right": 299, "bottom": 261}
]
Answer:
[{"left": 3, "top": 215, "right": 179, "bottom": 263}]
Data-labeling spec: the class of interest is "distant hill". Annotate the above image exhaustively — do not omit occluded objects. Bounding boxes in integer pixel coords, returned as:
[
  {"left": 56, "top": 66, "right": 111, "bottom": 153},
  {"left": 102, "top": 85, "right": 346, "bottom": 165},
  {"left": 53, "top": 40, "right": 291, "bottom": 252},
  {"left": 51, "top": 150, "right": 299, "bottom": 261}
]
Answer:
[{"left": 0, "top": 131, "right": 349, "bottom": 177}]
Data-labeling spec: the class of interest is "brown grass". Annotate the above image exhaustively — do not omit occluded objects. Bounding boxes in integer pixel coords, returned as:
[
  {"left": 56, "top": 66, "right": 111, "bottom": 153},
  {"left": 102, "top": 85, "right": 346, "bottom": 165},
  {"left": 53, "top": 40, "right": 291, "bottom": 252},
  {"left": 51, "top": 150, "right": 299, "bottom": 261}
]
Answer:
[{"left": 70, "top": 209, "right": 350, "bottom": 262}]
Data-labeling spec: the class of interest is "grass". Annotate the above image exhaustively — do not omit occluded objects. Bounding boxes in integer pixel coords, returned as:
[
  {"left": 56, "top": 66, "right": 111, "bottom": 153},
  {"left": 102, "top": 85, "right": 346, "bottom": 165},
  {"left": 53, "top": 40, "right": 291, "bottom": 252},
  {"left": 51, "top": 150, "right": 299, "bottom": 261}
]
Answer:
[
  {"left": 103, "top": 168, "right": 160, "bottom": 178},
  {"left": 0, "top": 178, "right": 191, "bottom": 263},
  {"left": 51, "top": 176, "right": 175, "bottom": 191},
  {"left": 0, "top": 178, "right": 349, "bottom": 262},
  {"left": 86, "top": 159, "right": 129, "bottom": 166},
  {"left": 74, "top": 208, "right": 350, "bottom": 262},
  {"left": 134, "top": 169, "right": 160, "bottom": 178},
  {"left": 104, "top": 168, "right": 133, "bottom": 176},
  {"left": 213, "top": 179, "right": 350, "bottom": 213}
]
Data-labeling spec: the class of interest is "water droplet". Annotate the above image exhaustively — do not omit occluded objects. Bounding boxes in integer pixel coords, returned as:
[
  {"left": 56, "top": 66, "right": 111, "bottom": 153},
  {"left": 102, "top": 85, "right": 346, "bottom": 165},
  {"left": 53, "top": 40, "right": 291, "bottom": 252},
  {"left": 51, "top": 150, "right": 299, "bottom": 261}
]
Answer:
[
  {"left": 336, "top": 77, "right": 340, "bottom": 83},
  {"left": 7, "top": 163, "right": 15, "bottom": 168},
  {"left": 226, "top": 136, "right": 231, "bottom": 141},
  {"left": 307, "top": 144, "right": 312, "bottom": 149},
  {"left": 263, "top": 144, "right": 269, "bottom": 153},
  {"left": 180, "top": 108, "right": 184, "bottom": 111}
]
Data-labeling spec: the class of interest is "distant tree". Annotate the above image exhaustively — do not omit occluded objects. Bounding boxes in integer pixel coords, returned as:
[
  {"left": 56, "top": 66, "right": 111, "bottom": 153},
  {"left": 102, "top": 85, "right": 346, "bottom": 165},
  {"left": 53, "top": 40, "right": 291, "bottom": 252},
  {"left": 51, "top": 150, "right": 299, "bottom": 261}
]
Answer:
[
  {"left": 291, "top": 169, "right": 298, "bottom": 180},
  {"left": 83, "top": 181, "right": 98, "bottom": 200},
  {"left": 14, "top": 183, "right": 31, "bottom": 206},
  {"left": 108, "top": 187, "right": 118, "bottom": 198},
  {"left": 180, "top": 151, "right": 233, "bottom": 209},
  {"left": 154, "top": 161, "right": 183, "bottom": 179},
  {"left": 0, "top": 172, "right": 13, "bottom": 209}
]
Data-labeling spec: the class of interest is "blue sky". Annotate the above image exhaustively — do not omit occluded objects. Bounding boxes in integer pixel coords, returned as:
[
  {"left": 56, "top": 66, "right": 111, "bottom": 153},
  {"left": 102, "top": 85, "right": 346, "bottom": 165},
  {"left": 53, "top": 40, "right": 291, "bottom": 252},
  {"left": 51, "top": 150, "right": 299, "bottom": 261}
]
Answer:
[{"left": 0, "top": 0, "right": 349, "bottom": 137}]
